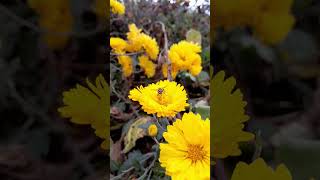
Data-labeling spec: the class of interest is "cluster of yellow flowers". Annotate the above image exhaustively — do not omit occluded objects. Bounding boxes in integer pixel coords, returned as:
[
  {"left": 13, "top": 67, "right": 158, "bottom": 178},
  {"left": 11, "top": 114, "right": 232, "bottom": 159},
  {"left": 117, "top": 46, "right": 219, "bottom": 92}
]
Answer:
[
  {"left": 110, "top": 24, "right": 160, "bottom": 77},
  {"left": 111, "top": 25, "right": 204, "bottom": 79},
  {"left": 215, "top": 0, "right": 295, "bottom": 44},
  {"left": 58, "top": 75, "right": 109, "bottom": 149},
  {"left": 163, "top": 41, "right": 202, "bottom": 78},
  {"left": 27, "top": 0, "right": 73, "bottom": 49}
]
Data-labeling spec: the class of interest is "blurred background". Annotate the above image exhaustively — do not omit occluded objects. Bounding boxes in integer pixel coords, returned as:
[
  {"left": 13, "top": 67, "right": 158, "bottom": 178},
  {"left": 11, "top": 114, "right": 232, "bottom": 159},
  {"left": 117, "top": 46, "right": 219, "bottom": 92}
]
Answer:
[
  {"left": 213, "top": 0, "right": 320, "bottom": 179},
  {"left": 0, "top": 0, "right": 107, "bottom": 179}
]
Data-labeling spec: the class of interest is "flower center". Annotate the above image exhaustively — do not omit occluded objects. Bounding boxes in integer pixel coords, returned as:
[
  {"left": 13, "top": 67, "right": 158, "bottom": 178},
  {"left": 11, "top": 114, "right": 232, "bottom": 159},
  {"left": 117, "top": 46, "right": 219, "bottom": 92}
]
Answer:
[
  {"left": 156, "top": 89, "right": 169, "bottom": 105},
  {"left": 186, "top": 144, "right": 206, "bottom": 163}
]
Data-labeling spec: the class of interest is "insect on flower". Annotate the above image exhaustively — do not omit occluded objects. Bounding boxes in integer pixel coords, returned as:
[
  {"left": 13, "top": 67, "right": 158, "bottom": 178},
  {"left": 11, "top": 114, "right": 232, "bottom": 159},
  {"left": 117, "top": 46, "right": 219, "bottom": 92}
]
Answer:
[
  {"left": 157, "top": 87, "right": 164, "bottom": 95},
  {"left": 154, "top": 84, "right": 168, "bottom": 97}
]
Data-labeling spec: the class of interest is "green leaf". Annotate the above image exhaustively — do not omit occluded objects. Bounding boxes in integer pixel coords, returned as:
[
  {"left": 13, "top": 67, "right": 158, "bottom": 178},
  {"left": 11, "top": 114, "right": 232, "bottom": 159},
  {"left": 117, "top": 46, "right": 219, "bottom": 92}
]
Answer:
[
  {"left": 194, "top": 100, "right": 210, "bottom": 119},
  {"left": 186, "top": 29, "right": 202, "bottom": 45},
  {"left": 118, "top": 150, "right": 144, "bottom": 173},
  {"left": 197, "top": 71, "right": 210, "bottom": 86}
]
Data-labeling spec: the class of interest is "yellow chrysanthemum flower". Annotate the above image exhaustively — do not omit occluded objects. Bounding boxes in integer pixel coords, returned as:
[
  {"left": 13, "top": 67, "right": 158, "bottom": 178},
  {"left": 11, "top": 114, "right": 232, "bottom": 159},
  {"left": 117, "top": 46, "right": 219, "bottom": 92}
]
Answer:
[
  {"left": 128, "top": 80, "right": 189, "bottom": 117},
  {"left": 58, "top": 74, "right": 109, "bottom": 150},
  {"left": 110, "top": 0, "right": 125, "bottom": 15},
  {"left": 110, "top": 37, "right": 128, "bottom": 54},
  {"left": 126, "top": 24, "right": 144, "bottom": 52},
  {"left": 148, "top": 124, "right": 158, "bottom": 137},
  {"left": 211, "top": 70, "right": 254, "bottom": 159},
  {"left": 140, "top": 34, "right": 160, "bottom": 60},
  {"left": 231, "top": 158, "right": 292, "bottom": 180},
  {"left": 159, "top": 112, "right": 210, "bottom": 180},
  {"left": 167, "top": 41, "right": 202, "bottom": 77},
  {"left": 125, "top": 24, "right": 159, "bottom": 60},
  {"left": 138, "top": 55, "right": 156, "bottom": 78},
  {"left": 27, "top": 0, "right": 73, "bottom": 49},
  {"left": 118, "top": 55, "right": 133, "bottom": 77}
]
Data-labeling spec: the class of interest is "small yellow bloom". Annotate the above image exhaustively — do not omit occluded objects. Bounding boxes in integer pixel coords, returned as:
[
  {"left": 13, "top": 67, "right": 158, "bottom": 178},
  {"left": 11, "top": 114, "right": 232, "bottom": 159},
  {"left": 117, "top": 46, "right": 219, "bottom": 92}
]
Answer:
[
  {"left": 140, "top": 34, "right": 159, "bottom": 60},
  {"left": 125, "top": 24, "right": 159, "bottom": 60},
  {"left": 118, "top": 55, "right": 133, "bottom": 77},
  {"left": 138, "top": 55, "right": 156, "bottom": 78},
  {"left": 168, "top": 41, "right": 202, "bottom": 77},
  {"left": 110, "top": 0, "right": 125, "bottom": 15},
  {"left": 110, "top": 37, "right": 128, "bottom": 54},
  {"left": 159, "top": 112, "right": 210, "bottom": 180},
  {"left": 129, "top": 80, "right": 189, "bottom": 117},
  {"left": 231, "top": 158, "right": 292, "bottom": 180},
  {"left": 58, "top": 74, "right": 109, "bottom": 150},
  {"left": 148, "top": 124, "right": 158, "bottom": 137},
  {"left": 126, "top": 24, "right": 144, "bottom": 52}
]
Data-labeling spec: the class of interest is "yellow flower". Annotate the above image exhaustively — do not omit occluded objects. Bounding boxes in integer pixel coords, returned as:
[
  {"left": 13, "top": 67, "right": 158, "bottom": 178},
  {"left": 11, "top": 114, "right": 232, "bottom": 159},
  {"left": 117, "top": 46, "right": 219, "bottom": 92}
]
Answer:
[
  {"left": 231, "top": 158, "right": 292, "bottom": 180},
  {"left": 128, "top": 80, "right": 189, "bottom": 117},
  {"left": 148, "top": 124, "right": 158, "bottom": 137},
  {"left": 110, "top": 37, "right": 128, "bottom": 54},
  {"left": 58, "top": 74, "right": 109, "bottom": 150},
  {"left": 27, "top": 0, "right": 73, "bottom": 49},
  {"left": 168, "top": 41, "right": 202, "bottom": 77},
  {"left": 110, "top": 0, "right": 125, "bottom": 15},
  {"left": 126, "top": 24, "right": 144, "bottom": 52},
  {"left": 211, "top": 70, "right": 254, "bottom": 159},
  {"left": 138, "top": 55, "right": 156, "bottom": 78},
  {"left": 140, "top": 34, "right": 159, "bottom": 60},
  {"left": 125, "top": 24, "right": 159, "bottom": 60},
  {"left": 159, "top": 112, "right": 210, "bottom": 180},
  {"left": 118, "top": 55, "right": 133, "bottom": 77}
]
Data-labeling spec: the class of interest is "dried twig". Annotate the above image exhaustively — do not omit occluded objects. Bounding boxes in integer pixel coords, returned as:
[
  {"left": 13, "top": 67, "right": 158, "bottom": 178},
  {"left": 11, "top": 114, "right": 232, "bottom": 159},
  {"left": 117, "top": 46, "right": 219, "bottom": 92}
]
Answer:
[
  {"left": 155, "top": 21, "right": 172, "bottom": 81},
  {"left": 137, "top": 152, "right": 157, "bottom": 180}
]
